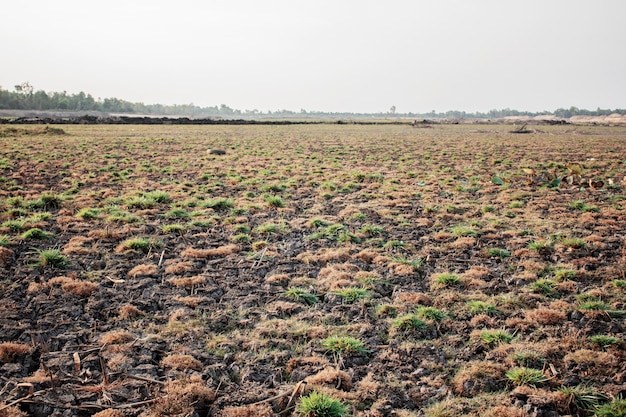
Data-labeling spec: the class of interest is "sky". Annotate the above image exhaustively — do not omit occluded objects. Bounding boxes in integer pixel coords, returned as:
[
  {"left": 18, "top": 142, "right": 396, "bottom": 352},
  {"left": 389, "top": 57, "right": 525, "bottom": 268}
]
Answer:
[{"left": 2, "top": 0, "right": 625, "bottom": 114}]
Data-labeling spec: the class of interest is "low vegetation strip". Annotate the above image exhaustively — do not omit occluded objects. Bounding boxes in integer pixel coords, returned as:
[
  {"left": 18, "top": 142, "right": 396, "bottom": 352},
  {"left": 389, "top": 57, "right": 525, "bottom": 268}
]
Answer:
[{"left": 0, "top": 123, "right": 625, "bottom": 416}]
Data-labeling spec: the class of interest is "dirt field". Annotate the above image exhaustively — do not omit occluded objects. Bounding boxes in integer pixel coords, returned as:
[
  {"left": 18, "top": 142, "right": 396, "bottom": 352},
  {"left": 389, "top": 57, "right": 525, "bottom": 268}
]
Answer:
[{"left": 0, "top": 123, "right": 625, "bottom": 417}]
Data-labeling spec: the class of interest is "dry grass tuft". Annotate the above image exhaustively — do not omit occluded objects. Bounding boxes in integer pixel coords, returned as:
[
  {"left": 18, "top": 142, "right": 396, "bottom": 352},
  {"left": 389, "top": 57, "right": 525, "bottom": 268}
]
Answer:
[
  {"left": 61, "top": 280, "right": 99, "bottom": 297},
  {"left": 62, "top": 236, "right": 93, "bottom": 255},
  {"left": 168, "top": 275, "right": 206, "bottom": 288},
  {"left": 218, "top": 403, "right": 274, "bottom": 417},
  {"left": 127, "top": 263, "right": 158, "bottom": 277},
  {"left": 353, "top": 249, "right": 379, "bottom": 264},
  {"left": 394, "top": 292, "right": 432, "bottom": 306},
  {"left": 48, "top": 275, "right": 75, "bottom": 286},
  {"left": 161, "top": 353, "right": 203, "bottom": 371},
  {"left": 0, "top": 403, "right": 28, "bottom": 417},
  {"left": 564, "top": 349, "right": 617, "bottom": 368},
  {"left": 106, "top": 353, "right": 134, "bottom": 372},
  {"left": 164, "top": 260, "right": 195, "bottom": 275},
  {"left": 0, "top": 342, "right": 31, "bottom": 363},
  {"left": 452, "top": 361, "right": 507, "bottom": 396},
  {"left": 297, "top": 248, "right": 351, "bottom": 264},
  {"left": 181, "top": 244, "right": 239, "bottom": 258},
  {"left": 99, "top": 331, "right": 134, "bottom": 345},
  {"left": 286, "top": 356, "right": 330, "bottom": 375},
  {"left": 173, "top": 296, "right": 206, "bottom": 307},
  {"left": 317, "top": 263, "right": 359, "bottom": 291},
  {"left": 450, "top": 237, "right": 477, "bottom": 248},
  {"left": 266, "top": 273, "right": 290, "bottom": 285},
  {"left": 26, "top": 281, "right": 48, "bottom": 294},
  {"left": 88, "top": 228, "right": 129, "bottom": 240},
  {"left": 305, "top": 367, "right": 353, "bottom": 391},
  {"left": 525, "top": 308, "right": 566, "bottom": 325},
  {"left": 92, "top": 409, "right": 125, "bottom": 417},
  {"left": 118, "top": 304, "right": 144, "bottom": 320},
  {"left": 0, "top": 246, "right": 15, "bottom": 265},
  {"left": 145, "top": 375, "right": 216, "bottom": 417}
]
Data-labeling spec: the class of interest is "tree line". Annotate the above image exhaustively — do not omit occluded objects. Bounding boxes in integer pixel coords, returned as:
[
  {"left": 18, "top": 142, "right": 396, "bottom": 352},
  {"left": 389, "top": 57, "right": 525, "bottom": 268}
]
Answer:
[{"left": 1, "top": 82, "right": 624, "bottom": 119}]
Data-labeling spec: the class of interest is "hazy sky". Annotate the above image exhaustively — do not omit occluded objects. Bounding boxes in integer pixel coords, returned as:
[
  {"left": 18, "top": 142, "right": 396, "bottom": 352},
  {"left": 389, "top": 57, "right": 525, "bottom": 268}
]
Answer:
[{"left": 3, "top": 0, "right": 625, "bottom": 113}]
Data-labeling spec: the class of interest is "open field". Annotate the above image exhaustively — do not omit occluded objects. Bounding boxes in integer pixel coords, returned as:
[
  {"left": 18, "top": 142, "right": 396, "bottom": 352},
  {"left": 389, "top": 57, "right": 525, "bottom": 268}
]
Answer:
[{"left": 1, "top": 123, "right": 625, "bottom": 417}]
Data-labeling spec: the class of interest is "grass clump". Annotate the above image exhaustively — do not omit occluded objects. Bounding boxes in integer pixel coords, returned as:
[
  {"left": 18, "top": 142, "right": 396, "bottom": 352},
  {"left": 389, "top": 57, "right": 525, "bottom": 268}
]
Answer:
[
  {"left": 579, "top": 300, "right": 610, "bottom": 311},
  {"left": 321, "top": 336, "right": 367, "bottom": 356},
  {"left": 478, "top": 329, "right": 513, "bottom": 345},
  {"left": 432, "top": 273, "right": 461, "bottom": 288},
  {"left": 143, "top": 190, "right": 171, "bottom": 203},
  {"left": 333, "top": 288, "right": 370, "bottom": 303},
  {"left": 392, "top": 314, "right": 427, "bottom": 332},
  {"left": 528, "top": 239, "right": 554, "bottom": 252},
  {"left": 467, "top": 300, "right": 498, "bottom": 315},
  {"left": 415, "top": 306, "right": 446, "bottom": 321},
  {"left": 265, "top": 195, "right": 285, "bottom": 208},
  {"left": 561, "top": 237, "right": 587, "bottom": 249},
  {"left": 204, "top": 197, "right": 234, "bottom": 210},
  {"left": 164, "top": 208, "right": 191, "bottom": 219},
  {"left": 285, "top": 288, "right": 319, "bottom": 305},
  {"left": 21, "top": 228, "right": 53, "bottom": 240},
  {"left": 35, "top": 248, "right": 69, "bottom": 268},
  {"left": 506, "top": 367, "right": 548, "bottom": 387},
  {"left": 1, "top": 219, "right": 27, "bottom": 231},
  {"left": 126, "top": 196, "right": 156, "bottom": 209},
  {"left": 119, "top": 237, "right": 163, "bottom": 253},
  {"left": 76, "top": 207, "right": 100, "bottom": 219},
  {"left": 590, "top": 335, "right": 620, "bottom": 350},
  {"left": 0, "top": 234, "right": 11, "bottom": 246},
  {"left": 33, "top": 191, "right": 64, "bottom": 210},
  {"left": 255, "top": 222, "right": 289, "bottom": 235},
  {"left": 450, "top": 225, "right": 479, "bottom": 237},
  {"left": 612, "top": 279, "right": 626, "bottom": 288},
  {"left": 360, "top": 224, "right": 385, "bottom": 236},
  {"left": 530, "top": 278, "right": 556, "bottom": 296},
  {"left": 485, "top": 247, "right": 511, "bottom": 258},
  {"left": 393, "top": 256, "right": 425, "bottom": 272},
  {"left": 593, "top": 397, "right": 626, "bottom": 417},
  {"left": 296, "top": 391, "right": 348, "bottom": 417},
  {"left": 558, "top": 386, "right": 609, "bottom": 415},
  {"left": 162, "top": 224, "right": 187, "bottom": 234}
]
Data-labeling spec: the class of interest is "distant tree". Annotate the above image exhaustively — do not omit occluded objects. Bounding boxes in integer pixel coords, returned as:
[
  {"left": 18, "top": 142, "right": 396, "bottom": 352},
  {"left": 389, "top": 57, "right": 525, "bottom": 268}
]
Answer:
[{"left": 389, "top": 105, "right": 396, "bottom": 114}]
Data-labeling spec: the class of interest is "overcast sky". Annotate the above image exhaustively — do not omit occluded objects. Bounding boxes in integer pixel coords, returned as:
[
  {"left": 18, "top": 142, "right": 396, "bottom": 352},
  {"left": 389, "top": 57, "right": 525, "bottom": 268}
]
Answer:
[{"left": 2, "top": 0, "right": 625, "bottom": 113}]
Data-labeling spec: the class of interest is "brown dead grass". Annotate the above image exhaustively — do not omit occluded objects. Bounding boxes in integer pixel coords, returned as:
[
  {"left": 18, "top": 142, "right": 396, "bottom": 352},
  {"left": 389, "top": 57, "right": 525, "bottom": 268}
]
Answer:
[
  {"left": 317, "top": 263, "right": 359, "bottom": 291},
  {"left": 118, "top": 304, "right": 144, "bottom": 320},
  {"left": 161, "top": 353, "right": 203, "bottom": 371},
  {"left": 164, "top": 260, "right": 195, "bottom": 275},
  {"left": 168, "top": 275, "right": 206, "bottom": 288},
  {"left": 99, "top": 331, "right": 134, "bottom": 345},
  {"left": 127, "top": 263, "right": 158, "bottom": 277},
  {"left": 173, "top": 296, "right": 206, "bottom": 307},
  {"left": 286, "top": 356, "right": 330, "bottom": 375},
  {"left": 0, "top": 342, "right": 31, "bottom": 363},
  {"left": 352, "top": 249, "right": 379, "bottom": 264},
  {"left": 145, "top": 375, "right": 215, "bottom": 417},
  {"left": 92, "top": 410, "right": 125, "bottom": 417},
  {"left": 0, "top": 246, "right": 14, "bottom": 265},
  {"left": 218, "top": 403, "right": 274, "bottom": 417},
  {"left": 525, "top": 308, "right": 567, "bottom": 325},
  {"left": 61, "top": 281, "right": 99, "bottom": 297},
  {"left": 564, "top": 349, "right": 618, "bottom": 368},
  {"left": 394, "top": 291, "right": 432, "bottom": 307},
  {"left": 266, "top": 273, "right": 290, "bottom": 285},
  {"left": 0, "top": 403, "right": 28, "bottom": 417},
  {"left": 62, "top": 236, "right": 93, "bottom": 255},
  {"left": 305, "top": 367, "right": 353, "bottom": 391},
  {"left": 452, "top": 360, "right": 507, "bottom": 396},
  {"left": 181, "top": 244, "right": 239, "bottom": 258}
]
